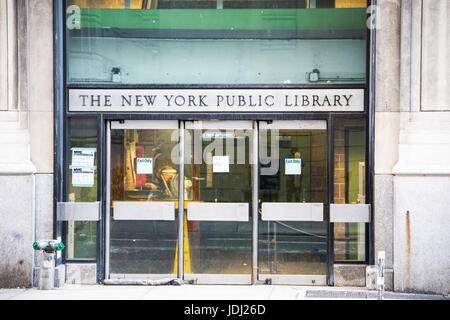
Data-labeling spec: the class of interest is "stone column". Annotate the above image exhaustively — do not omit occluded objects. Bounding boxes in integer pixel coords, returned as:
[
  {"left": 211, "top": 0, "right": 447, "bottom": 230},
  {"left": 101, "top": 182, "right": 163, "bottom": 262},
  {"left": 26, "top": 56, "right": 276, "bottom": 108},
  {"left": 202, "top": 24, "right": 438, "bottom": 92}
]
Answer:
[
  {"left": 28, "top": 0, "right": 58, "bottom": 287},
  {"left": 0, "top": 0, "right": 56, "bottom": 288},
  {"left": 373, "top": 0, "right": 401, "bottom": 292},
  {"left": 0, "top": 0, "right": 36, "bottom": 288},
  {"left": 392, "top": 0, "right": 450, "bottom": 296}
]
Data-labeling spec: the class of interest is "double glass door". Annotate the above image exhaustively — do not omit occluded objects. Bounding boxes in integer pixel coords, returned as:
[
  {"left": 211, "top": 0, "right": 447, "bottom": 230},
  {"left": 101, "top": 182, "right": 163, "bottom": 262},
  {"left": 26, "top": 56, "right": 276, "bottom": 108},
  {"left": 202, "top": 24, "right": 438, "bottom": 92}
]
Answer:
[{"left": 106, "top": 120, "right": 328, "bottom": 285}]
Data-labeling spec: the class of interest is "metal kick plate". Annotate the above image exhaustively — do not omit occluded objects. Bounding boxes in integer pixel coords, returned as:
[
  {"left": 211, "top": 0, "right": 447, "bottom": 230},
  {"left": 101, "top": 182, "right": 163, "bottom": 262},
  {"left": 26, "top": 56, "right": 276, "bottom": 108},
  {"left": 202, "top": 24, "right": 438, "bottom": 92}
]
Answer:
[
  {"left": 184, "top": 274, "right": 252, "bottom": 285},
  {"left": 258, "top": 274, "right": 327, "bottom": 285}
]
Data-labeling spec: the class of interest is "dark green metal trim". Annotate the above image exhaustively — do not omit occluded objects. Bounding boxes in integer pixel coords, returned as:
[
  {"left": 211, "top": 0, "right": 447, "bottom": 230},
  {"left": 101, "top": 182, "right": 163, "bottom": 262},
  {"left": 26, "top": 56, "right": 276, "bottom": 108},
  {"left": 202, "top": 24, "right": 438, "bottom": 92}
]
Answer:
[{"left": 70, "top": 27, "right": 365, "bottom": 39}]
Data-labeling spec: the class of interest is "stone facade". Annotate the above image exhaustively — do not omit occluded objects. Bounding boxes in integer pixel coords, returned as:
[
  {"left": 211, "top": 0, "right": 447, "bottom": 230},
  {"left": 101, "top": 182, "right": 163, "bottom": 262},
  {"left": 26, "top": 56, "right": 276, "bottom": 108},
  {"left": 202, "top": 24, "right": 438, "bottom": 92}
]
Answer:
[
  {"left": 374, "top": 0, "right": 450, "bottom": 295},
  {"left": 0, "top": 0, "right": 54, "bottom": 288},
  {"left": 373, "top": 0, "right": 401, "bottom": 292},
  {"left": 391, "top": 0, "right": 450, "bottom": 296}
]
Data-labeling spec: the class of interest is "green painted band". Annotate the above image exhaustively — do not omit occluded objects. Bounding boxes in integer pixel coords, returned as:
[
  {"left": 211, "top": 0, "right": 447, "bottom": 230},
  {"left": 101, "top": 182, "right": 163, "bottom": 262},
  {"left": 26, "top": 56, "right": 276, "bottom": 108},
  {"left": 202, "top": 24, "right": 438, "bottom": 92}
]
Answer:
[{"left": 76, "top": 8, "right": 366, "bottom": 31}]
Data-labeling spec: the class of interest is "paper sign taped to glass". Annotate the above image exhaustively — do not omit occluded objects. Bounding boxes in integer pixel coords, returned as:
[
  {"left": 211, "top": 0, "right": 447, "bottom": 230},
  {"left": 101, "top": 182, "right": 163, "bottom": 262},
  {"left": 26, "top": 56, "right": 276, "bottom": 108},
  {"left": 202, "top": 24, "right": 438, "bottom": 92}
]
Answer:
[
  {"left": 285, "top": 158, "right": 302, "bottom": 175},
  {"left": 136, "top": 158, "right": 153, "bottom": 174},
  {"left": 71, "top": 148, "right": 96, "bottom": 167},
  {"left": 213, "top": 156, "right": 230, "bottom": 173},
  {"left": 72, "top": 166, "right": 95, "bottom": 187}
]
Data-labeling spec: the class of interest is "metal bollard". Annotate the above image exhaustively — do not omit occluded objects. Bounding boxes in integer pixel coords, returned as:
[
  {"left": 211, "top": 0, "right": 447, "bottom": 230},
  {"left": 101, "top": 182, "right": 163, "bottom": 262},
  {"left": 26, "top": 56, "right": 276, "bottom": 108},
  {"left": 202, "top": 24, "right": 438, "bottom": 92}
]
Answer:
[
  {"left": 32, "top": 240, "right": 64, "bottom": 290},
  {"left": 365, "top": 265, "right": 379, "bottom": 290}
]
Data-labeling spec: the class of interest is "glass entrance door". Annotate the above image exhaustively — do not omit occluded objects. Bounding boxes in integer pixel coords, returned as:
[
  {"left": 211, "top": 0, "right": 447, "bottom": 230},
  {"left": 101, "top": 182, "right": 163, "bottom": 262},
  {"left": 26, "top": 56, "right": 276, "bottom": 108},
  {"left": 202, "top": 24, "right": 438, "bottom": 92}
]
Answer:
[
  {"left": 258, "top": 120, "right": 328, "bottom": 285},
  {"left": 105, "top": 119, "right": 329, "bottom": 284},
  {"left": 106, "top": 120, "right": 180, "bottom": 279},
  {"left": 183, "top": 121, "right": 254, "bottom": 284}
]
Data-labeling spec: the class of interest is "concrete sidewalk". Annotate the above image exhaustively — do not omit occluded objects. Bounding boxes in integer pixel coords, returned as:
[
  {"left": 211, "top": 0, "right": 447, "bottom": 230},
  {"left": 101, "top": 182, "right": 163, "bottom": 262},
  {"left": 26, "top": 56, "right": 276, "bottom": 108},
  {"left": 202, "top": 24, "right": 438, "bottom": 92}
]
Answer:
[{"left": 1, "top": 284, "right": 448, "bottom": 300}]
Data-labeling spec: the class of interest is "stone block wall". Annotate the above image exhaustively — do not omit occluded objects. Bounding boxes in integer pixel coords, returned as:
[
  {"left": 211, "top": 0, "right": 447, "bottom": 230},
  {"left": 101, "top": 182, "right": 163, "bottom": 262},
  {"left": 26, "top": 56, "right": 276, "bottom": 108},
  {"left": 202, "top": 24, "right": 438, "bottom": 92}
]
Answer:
[{"left": 0, "top": 0, "right": 54, "bottom": 288}]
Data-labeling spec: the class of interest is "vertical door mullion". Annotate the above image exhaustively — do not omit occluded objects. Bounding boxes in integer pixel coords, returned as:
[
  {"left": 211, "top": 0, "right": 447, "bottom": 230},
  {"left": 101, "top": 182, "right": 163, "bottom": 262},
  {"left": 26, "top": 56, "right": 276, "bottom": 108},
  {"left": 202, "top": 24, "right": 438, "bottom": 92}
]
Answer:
[
  {"left": 178, "top": 121, "right": 185, "bottom": 279},
  {"left": 327, "top": 115, "right": 335, "bottom": 286},
  {"left": 252, "top": 121, "right": 259, "bottom": 284},
  {"left": 104, "top": 120, "right": 111, "bottom": 279},
  {"left": 97, "top": 115, "right": 105, "bottom": 283}
]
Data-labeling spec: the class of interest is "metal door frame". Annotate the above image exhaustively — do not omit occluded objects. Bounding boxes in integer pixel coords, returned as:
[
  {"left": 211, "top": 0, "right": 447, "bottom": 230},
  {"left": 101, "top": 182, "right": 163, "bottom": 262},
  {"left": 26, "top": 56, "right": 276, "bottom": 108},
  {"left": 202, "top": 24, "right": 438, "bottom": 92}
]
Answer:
[
  {"left": 183, "top": 120, "right": 256, "bottom": 284},
  {"left": 105, "top": 119, "right": 330, "bottom": 284},
  {"left": 105, "top": 119, "right": 256, "bottom": 283},
  {"left": 105, "top": 120, "right": 181, "bottom": 280},
  {"left": 257, "top": 119, "right": 329, "bottom": 285}
]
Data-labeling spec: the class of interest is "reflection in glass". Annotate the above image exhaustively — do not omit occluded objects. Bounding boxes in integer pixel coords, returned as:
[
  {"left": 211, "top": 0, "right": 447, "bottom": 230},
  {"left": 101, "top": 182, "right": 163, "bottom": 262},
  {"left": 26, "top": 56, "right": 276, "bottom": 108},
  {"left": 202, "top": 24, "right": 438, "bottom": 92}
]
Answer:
[
  {"left": 333, "top": 118, "right": 366, "bottom": 261},
  {"left": 66, "top": 1, "right": 367, "bottom": 85},
  {"left": 259, "top": 128, "right": 328, "bottom": 275}
]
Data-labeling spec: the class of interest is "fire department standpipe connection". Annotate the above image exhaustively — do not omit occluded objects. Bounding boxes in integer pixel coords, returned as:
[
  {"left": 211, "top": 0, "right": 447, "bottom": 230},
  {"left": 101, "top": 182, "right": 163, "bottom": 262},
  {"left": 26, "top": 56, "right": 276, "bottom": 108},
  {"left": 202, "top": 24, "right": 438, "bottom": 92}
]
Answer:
[{"left": 32, "top": 240, "right": 64, "bottom": 290}]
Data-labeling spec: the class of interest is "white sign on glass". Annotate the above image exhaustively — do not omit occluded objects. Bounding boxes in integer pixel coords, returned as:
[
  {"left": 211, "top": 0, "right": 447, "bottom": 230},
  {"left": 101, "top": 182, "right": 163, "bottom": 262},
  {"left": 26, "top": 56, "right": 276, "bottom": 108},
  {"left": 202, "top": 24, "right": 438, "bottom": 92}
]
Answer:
[
  {"left": 71, "top": 148, "right": 96, "bottom": 167},
  {"left": 285, "top": 158, "right": 302, "bottom": 175},
  {"left": 213, "top": 156, "right": 230, "bottom": 173},
  {"left": 136, "top": 158, "right": 153, "bottom": 174},
  {"left": 72, "top": 167, "right": 95, "bottom": 187}
]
